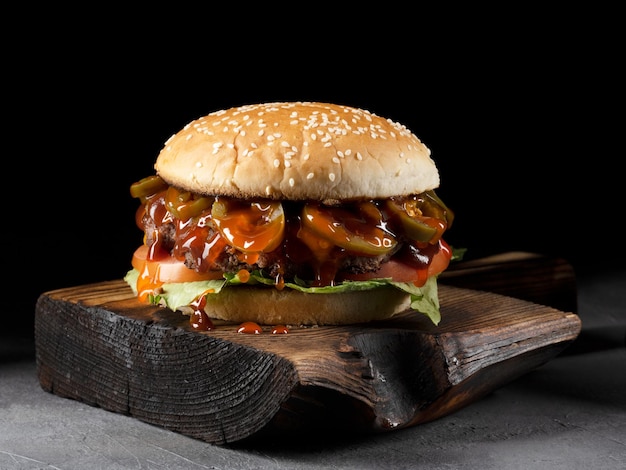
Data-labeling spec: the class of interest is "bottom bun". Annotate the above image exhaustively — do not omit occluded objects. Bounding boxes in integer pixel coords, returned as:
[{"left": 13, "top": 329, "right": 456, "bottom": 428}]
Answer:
[{"left": 201, "top": 286, "right": 412, "bottom": 326}]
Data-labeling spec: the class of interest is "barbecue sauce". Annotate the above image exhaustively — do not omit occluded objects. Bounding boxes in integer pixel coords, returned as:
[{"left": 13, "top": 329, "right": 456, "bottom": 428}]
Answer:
[{"left": 131, "top": 180, "right": 452, "bottom": 331}]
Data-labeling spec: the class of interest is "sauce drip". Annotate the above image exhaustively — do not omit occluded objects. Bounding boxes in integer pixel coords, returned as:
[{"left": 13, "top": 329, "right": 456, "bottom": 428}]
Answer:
[
  {"left": 189, "top": 291, "right": 214, "bottom": 331},
  {"left": 237, "top": 321, "right": 262, "bottom": 334},
  {"left": 212, "top": 198, "right": 285, "bottom": 253},
  {"left": 271, "top": 325, "right": 289, "bottom": 334},
  {"left": 132, "top": 182, "right": 453, "bottom": 319},
  {"left": 235, "top": 323, "right": 289, "bottom": 334},
  {"left": 137, "top": 188, "right": 450, "bottom": 288},
  {"left": 174, "top": 214, "right": 228, "bottom": 272}
]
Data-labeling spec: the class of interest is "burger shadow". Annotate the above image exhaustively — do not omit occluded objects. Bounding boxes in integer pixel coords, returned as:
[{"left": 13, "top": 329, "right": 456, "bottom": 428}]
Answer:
[
  {"left": 511, "top": 326, "right": 626, "bottom": 408},
  {"left": 230, "top": 420, "right": 407, "bottom": 454},
  {"left": 230, "top": 328, "right": 626, "bottom": 454}
]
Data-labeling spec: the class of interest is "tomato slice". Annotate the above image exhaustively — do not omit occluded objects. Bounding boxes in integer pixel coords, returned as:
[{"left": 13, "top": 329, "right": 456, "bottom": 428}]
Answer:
[
  {"left": 301, "top": 202, "right": 397, "bottom": 256},
  {"left": 340, "top": 239, "right": 452, "bottom": 285},
  {"left": 132, "top": 245, "right": 223, "bottom": 284},
  {"left": 427, "top": 239, "right": 452, "bottom": 277},
  {"left": 211, "top": 198, "right": 285, "bottom": 253}
]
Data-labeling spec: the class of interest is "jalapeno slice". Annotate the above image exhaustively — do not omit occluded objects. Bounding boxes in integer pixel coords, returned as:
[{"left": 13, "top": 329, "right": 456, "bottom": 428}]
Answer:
[
  {"left": 211, "top": 197, "right": 286, "bottom": 253},
  {"left": 386, "top": 194, "right": 448, "bottom": 244},
  {"left": 301, "top": 202, "right": 397, "bottom": 256},
  {"left": 164, "top": 187, "right": 214, "bottom": 221},
  {"left": 130, "top": 175, "right": 168, "bottom": 200},
  {"left": 423, "top": 190, "right": 454, "bottom": 227}
]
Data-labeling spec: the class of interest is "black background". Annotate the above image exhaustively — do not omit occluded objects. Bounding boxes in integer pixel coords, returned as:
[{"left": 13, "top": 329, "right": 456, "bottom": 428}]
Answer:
[{"left": 6, "top": 10, "right": 622, "bottom": 338}]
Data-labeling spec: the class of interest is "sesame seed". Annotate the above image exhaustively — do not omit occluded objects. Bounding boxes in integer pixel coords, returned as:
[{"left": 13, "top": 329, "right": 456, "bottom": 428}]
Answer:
[
  {"left": 289, "top": 178, "right": 295, "bottom": 187},
  {"left": 173, "top": 103, "right": 428, "bottom": 183}
]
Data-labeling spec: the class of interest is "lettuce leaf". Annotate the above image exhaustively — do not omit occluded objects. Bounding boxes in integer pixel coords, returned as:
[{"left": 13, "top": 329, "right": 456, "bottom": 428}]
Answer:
[{"left": 124, "top": 268, "right": 442, "bottom": 325}]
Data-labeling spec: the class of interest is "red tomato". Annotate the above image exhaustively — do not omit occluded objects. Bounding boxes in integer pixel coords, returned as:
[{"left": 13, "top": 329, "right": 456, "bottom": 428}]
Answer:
[
  {"left": 132, "top": 245, "right": 223, "bottom": 284},
  {"left": 427, "top": 239, "right": 452, "bottom": 277},
  {"left": 340, "top": 240, "right": 452, "bottom": 285}
]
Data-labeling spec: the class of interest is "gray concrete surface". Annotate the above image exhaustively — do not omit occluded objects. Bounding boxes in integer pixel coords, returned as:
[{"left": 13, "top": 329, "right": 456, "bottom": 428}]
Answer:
[{"left": 1, "top": 269, "right": 624, "bottom": 469}]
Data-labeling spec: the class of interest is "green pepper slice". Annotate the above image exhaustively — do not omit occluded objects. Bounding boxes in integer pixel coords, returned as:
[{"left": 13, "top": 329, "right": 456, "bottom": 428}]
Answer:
[{"left": 130, "top": 175, "right": 168, "bottom": 200}]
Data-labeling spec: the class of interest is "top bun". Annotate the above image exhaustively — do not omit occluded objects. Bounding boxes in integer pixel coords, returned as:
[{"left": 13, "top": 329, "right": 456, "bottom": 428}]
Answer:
[{"left": 155, "top": 102, "right": 439, "bottom": 201}]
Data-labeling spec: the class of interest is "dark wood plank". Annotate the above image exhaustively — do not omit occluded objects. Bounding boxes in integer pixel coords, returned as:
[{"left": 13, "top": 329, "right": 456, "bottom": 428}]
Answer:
[
  {"left": 34, "top": 253, "right": 581, "bottom": 445},
  {"left": 440, "top": 251, "right": 577, "bottom": 313}
]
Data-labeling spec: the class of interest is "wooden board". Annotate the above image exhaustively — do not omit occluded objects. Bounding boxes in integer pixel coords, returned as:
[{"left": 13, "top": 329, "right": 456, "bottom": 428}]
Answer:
[{"left": 34, "top": 252, "right": 581, "bottom": 445}]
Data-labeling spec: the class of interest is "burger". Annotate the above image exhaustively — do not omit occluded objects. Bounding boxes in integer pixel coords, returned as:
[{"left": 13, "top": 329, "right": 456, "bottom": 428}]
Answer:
[{"left": 124, "top": 101, "right": 455, "bottom": 329}]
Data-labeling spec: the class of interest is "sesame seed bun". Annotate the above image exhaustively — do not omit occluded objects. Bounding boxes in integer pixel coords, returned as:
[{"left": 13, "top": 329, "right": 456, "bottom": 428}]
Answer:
[
  {"left": 155, "top": 101, "right": 439, "bottom": 201},
  {"left": 135, "top": 101, "right": 450, "bottom": 327}
]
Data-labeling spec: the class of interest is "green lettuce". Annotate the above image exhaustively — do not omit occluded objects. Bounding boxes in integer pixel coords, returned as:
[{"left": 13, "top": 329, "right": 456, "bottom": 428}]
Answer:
[{"left": 123, "top": 268, "right": 443, "bottom": 325}]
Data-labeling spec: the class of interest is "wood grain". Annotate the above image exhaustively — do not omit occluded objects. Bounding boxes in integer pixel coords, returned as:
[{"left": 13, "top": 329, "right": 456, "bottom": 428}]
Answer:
[
  {"left": 34, "top": 253, "right": 581, "bottom": 445},
  {"left": 439, "top": 251, "right": 578, "bottom": 313}
]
